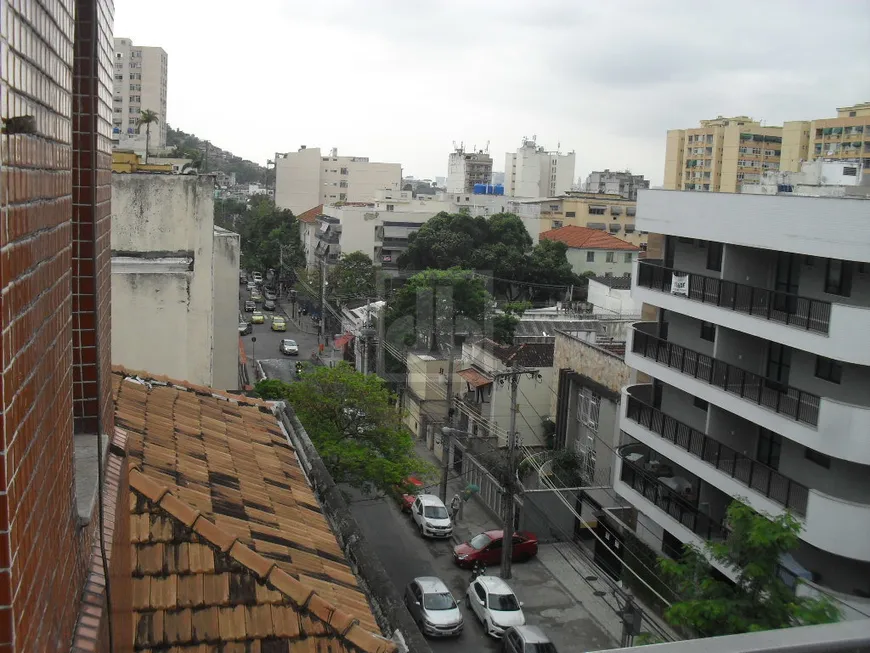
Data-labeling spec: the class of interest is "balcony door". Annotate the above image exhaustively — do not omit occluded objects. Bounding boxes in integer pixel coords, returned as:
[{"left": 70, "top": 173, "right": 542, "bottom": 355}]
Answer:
[
  {"left": 765, "top": 343, "right": 792, "bottom": 392},
  {"left": 773, "top": 253, "right": 800, "bottom": 314}
]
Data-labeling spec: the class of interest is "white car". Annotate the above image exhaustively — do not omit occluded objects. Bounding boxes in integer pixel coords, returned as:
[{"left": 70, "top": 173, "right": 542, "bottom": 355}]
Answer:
[
  {"left": 252, "top": 271, "right": 263, "bottom": 283},
  {"left": 411, "top": 494, "right": 453, "bottom": 538},
  {"left": 465, "top": 576, "right": 525, "bottom": 638}
]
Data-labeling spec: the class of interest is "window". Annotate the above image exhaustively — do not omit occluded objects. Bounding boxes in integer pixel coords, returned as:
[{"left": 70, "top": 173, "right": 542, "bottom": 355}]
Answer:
[
  {"left": 340, "top": 167, "right": 348, "bottom": 175},
  {"left": 589, "top": 206, "right": 606, "bottom": 215},
  {"left": 624, "top": 252, "right": 633, "bottom": 263},
  {"left": 129, "top": 95, "right": 140, "bottom": 103},
  {"left": 815, "top": 356, "right": 843, "bottom": 384},
  {"left": 114, "top": 74, "right": 123, "bottom": 80},
  {"left": 566, "top": 211, "right": 576, "bottom": 217},
  {"left": 805, "top": 448, "right": 831, "bottom": 469},
  {"left": 605, "top": 252, "right": 615, "bottom": 263},
  {"left": 386, "top": 204, "right": 394, "bottom": 212},
  {"left": 128, "top": 107, "right": 140, "bottom": 114},
  {"left": 130, "top": 73, "right": 141, "bottom": 80},
  {"left": 824, "top": 259, "right": 852, "bottom": 296},
  {"left": 757, "top": 429, "right": 781, "bottom": 470},
  {"left": 339, "top": 181, "right": 347, "bottom": 188},
  {"left": 700, "top": 321, "right": 716, "bottom": 342},
  {"left": 552, "top": 220, "right": 563, "bottom": 229},
  {"left": 706, "top": 241, "right": 723, "bottom": 271},
  {"left": 586, "top": 251, "right": 595, "bottom": 262},
  {"left": 843, "top": 166, "right": 858, "bottom": 177},
  {"left": 693, "top": 397, "right": 708, "bottom": 411},
  {"left": 577, "top": 388, "right": 600, "bottom": 432}
]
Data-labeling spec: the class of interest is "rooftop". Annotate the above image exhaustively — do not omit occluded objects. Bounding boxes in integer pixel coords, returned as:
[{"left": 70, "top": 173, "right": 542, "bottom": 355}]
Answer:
[
  {"left": 296, "top": 204, "right": 323, "bottom": 224},
  {"left": 479, "top": 339, "right": 555, "bottom": 368},
  {"left": 590, "top": 275, "right": 633, "bottom": 290},
  {"left": 540, "top": 226, "right": 639, "bottom": 251},
  {"left": 113, "top": 366, "right": 395, "bottom": 653}
]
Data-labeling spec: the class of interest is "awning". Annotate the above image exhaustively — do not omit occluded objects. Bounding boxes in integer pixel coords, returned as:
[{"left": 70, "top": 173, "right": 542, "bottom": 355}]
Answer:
[
  {"left": 458, "top": 367, "right": 493, "bottom": 389},
  {"left": 334, "top": 333, "right": 354, "bottom": 349}
]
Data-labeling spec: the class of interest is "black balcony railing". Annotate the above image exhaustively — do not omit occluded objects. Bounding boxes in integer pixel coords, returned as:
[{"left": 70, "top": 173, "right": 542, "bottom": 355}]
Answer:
[
  {"left": 637, "top": 261, "right": 832, "bottom": 334},
  {"left": 631, "top": 328, "right": 821, "bottom": 426},
  {"left": 618, "top": 452, "right": 728, "bottom": 541},
  {"left": 316, "top": 232, "right": 341, "bottom": 244},
  {"left": 625, "top": 393, "right": 809, "bottom": 516}
]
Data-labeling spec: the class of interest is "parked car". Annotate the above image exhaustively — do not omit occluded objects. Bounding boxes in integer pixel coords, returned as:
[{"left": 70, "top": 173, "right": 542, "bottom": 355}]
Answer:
[
  {"left": 271, "top": 316, "right": 287, "bottom": 332},
  {"left": 244, "top": 300, "right": 256, "bottom": 312},
  {"left": 465, "top": 575, "right": 525, "bottom": 638},
  {"left": 411, "top": 494, "right": 453, "bottom": 539},
  {"left": 395, "top": 476, "right": 425, "bottom": 512},
  {"left": 238, "top": 321, "right": 252, "bottom": 336},
  {"left": 453, "top": 530, "right": 538, "bottom": 568},
  {"left": 246, "top": 281, "right": 257, "bottom": 292},
  {"left": 251, "top": 311, "right": 265, "bottom": 324},
  {"left": 252, "top": 271, "right": 263, "bottom": 283},
  {"left": 502, "top": 625, "right": 558, "bottom": 653},
  {"left": 264, "top": 289, "right": 277, "bottom": 301},
  {"left": 239, "top": 272, "right": 248, "bottom": 284},
  {"left": 263, "top": 299, "right": 276, "bottom": 311},
  {"left": 279, "top": 339, "right": 298, "bottom": 356},
  {"left": 251, "top": 290, "right": 263, "bottom": 302},
  {"left": 404, "top": 577, "right": 463, "bottom": 638}
]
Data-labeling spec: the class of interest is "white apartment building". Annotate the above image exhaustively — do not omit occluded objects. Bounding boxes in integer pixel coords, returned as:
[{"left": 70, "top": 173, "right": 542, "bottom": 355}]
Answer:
[
  {"left": 583, "top": 170, "right": 650, "bottom": 201},
  {"left": 620, "top": 189, "right": 870, "bottom": 612},
  {"left": 446, "top": 146, "right": 493, "bottom": 193},
  {"left": 505, "top": 138, "right": 575, "bottom": 198},
  {"left": 742, "top": 159, "right": 870, "bottom": 198},
  {"left": 275, "top": 146, "right": 402, "bottom": 216},
  {"left": 113, "top": 38, "right": 168, "bottom": 148}
]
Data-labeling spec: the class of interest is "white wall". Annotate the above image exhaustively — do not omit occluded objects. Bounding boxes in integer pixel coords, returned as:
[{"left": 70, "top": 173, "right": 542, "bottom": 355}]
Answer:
[
  {"left": 565, "top": 248, "right": 635, "bottom": 276},
  {"left": 275, "top": 147, "right": 322, "bottom": 215},
  {"left": 587, "top": 279, "right": 640, "bottom": 316},
  {"left": 212, "top": 228, "right": 240, "bottom": 389},
  {"left": 111, "top": 174, "right": 220, "bottom": 387}
]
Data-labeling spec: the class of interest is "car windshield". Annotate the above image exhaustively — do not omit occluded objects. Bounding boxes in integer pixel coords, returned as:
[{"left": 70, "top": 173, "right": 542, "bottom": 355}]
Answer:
[
  {"left": 422, "top": 592, "right": 455, "bottom": 611},
  {"left": 469, "top": 534, "right": 492, "bottom": 550},
  {"left": 488, "top": 593, "right": 520, "bottom": 611},
  {"left": 284, "top": 340, "right": 296, "bottom": 346},
  {"left": 424, "top": 505, "right": 449, "bottom": 519}
]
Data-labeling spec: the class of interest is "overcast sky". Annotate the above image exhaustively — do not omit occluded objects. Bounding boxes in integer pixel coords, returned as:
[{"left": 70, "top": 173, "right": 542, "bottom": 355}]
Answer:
[{"left": 116, "top": 0, "right": 870, "bottom": 185}]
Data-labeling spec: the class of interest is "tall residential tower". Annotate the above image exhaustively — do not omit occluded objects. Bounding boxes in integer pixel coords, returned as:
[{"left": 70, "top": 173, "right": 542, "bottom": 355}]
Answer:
[
  {"left": 505, "top": 138, "right": 576, "bottom": 198},
  {"left": 113, "top": 37, "right": 168, "bottom": 147},
  {"left": 446, "top": 145, "right": 493, "bottom": 193}
]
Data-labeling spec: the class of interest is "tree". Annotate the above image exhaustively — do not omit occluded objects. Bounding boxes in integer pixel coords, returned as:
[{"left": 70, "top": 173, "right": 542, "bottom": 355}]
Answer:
[
  {"left": 328, "top": 251, "right": 376, "bottom": 304},
  {"left": 137, "top": 109, "right": 159, "bottom": 163},
  {"left": 256, "top": 365, "right": 433, "bottom": 494},
  {"left": 492, "top": 300, "right": 531, "bottom": 345},
  {"left": 214, "top": 198, "right": 248, "bottom": 232},
  {"left": 660, "top": 501, "right": 839, "bottom": 637},
  {"left": 234, "top": 196, "right": 303, "bottom": 275}
]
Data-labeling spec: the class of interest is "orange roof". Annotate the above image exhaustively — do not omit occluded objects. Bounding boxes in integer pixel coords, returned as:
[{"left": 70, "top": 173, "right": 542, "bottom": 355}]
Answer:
[
  {"left": 457, "top": 367, "right": 493, "bottom": 389},
  {"left": 540, "top": 225, "right": 639, "bottom": 251},
  {"left": 113, "top": 367, "right": 396, "bottom": 653},
  {"left": 296, "top": 204, "right": 323, "bottom": 223}
]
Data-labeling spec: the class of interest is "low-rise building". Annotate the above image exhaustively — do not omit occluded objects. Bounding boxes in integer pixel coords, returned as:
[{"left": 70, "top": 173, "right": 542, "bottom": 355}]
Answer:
[
  {"left": 583, "top": 170, "right": 650, "bottom": 200},
  {"left": 403, "top": 351, "right": 464, "bottom": 443},
  {"left": 587, "top": 275, "right": 640, "bottom": 316},
  {"left": 742, "top": 159, "right": 870, "bottom": 198},
  {"left": 540, "top": 225, "right": 640, "bottom": 277},
  {"left": 111, "top": 174, "right": 240, "bottom": 389},
  {"left": 447, "top": 145, "right": 493, "bottom": 193}
]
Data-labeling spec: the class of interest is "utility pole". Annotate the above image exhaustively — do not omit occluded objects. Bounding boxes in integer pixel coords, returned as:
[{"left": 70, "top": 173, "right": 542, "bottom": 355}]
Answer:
[
  {"left": 362, "top": 299, "right": 371, "bottom": 375},
  {"left": 376, "top": 302, "right": 385, "bottom": 377},
  {"left": 495, "top": 363, "right": 540, "bottom": 580},
  {"left": 319, "top": 258, "right": 327, "bottom": 348},
  {"left": 439, "top": 350, "right": 456, "bottom": 503}
]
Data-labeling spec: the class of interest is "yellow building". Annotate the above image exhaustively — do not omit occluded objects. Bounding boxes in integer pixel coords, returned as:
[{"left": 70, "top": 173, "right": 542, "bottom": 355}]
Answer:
[
  {"left": 517, "top": 192, "right": 646, "bottom": 250},
  {"left": 781, "top": 102, "right": 870, "bottom": 172},
  {"left": 664, "top": 116, "right": 783, "bottom": 193},
  {"left": 112, "top": 150, "right": 173, "bottom": 174}
]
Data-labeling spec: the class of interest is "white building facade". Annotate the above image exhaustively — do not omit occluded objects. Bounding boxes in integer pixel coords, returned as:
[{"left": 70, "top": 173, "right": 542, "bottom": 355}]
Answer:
[
  {"left": 621, "top": 188, "right": 870, "bottom": 611},
  {"left": 583, "top": 170, "right": 650, "bottom": 201},
  {"left": 111, "top": 174, "right": 240, "bottom": 390},
  {"left": 505, "top": 138, "right": 575, "bottom": 198},
  {"left": 275, "top": 146, "right": 402, "bottom": 216},
  {"left": 742, "top": 159, "right": 870, "bottom": 198},
  {"left": 446, "top": 147, "right": 493, "bottom": 194},
  {"left": 113, "top": 38, "right": 168, "bottom": 148}
]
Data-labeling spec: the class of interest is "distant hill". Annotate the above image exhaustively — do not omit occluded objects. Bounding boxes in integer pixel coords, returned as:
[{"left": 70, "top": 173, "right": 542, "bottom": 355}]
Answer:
[{"left": 166, "top": 126, "right": 270, "bottom": 185}]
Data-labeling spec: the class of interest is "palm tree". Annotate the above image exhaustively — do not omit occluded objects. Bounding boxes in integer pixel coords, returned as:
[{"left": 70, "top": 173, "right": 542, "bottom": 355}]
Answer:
[{"left": 137, "top": 110, "right": 159, "bottom": 163}]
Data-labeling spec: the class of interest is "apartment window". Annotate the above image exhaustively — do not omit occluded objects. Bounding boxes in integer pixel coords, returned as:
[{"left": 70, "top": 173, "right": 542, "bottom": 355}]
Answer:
[
  {"left": 589, "top": 206, "right": 606, "bottom": 215},
  {"left": 129, "top": 95, "right": 140, "bottom": 103},
  {"left": 130, "top": 84, "right": 141, "bottom": 91},
  {"left": 386, "top": 204, "right": 394, "bottom": 212},
  {"left": 576, "top": 388, "right": 600, "bottom": 432},
  {"left": 700, "top": 321, "right": 716, "bottom": 342},
  {"left": 706, "top": 241, "right": 723, "bottom": 272},
  {"left": 339, "top": 181, "right": 347, "bottom": 188},
  {"left": 815, "top": 356, "right": 843, "bottom": 384},
  {"left": 339, "top": 193, "right": 346, "bottom": 201},
  {"left": 844, "top": 166, "right": 858, "bottom": 177},
  {"left": 128, "top": 107, "right": 140, "bottom": 114},
  {"left": 132, "top": 49, "right": 142, "bottom": 57},
  {"left": 114, "top": 63, "right": 123, "bottom": 70},
  {"left": 606, "top": 252, "right": 615, "bottom": 263},
  {"left": 626, "top": 207, "right": 636, "bottom": 217},
  {"left": 114, "top": 74, "right": 123, "bottom": 80},
  {"left": 586, "top": 251, "right": 595, "bottom": 262},
  {"left": 624, "top": 252, "right": 633, "bottom": 263},
  {"left": 128, "top": 118, "right": 138, "bottom": 125},
  {"left": 693, "top": 397, "right": 708, "bottom": 411},
  {"left": 757, "top": 429, "right": 782, "bottom": 470},
  {"left": 340, "top": 167, "right": 348, "bottom": 175},
  {"left": 804, "top": 448, "right": 831, "bottom": 469},
  {"left": 552, "top": 220, "right": 563, "bottom": 229},
  {"left": 113, "top": 107, "right": 122, "bottom": 114},
  {"left": 565, "top": 211, "right": 576, "bottom": 218},
  {"left": 824, "top": 259, "right": 852, "bottom": 296},
  {"left": 130, "top": 62, "right": 141, "bottom": 68}
]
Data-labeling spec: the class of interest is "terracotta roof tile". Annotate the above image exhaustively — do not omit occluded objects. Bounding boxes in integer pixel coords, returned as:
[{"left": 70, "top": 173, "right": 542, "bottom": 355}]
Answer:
[
  {"left": 297, "top": 204, "right": 324, "bottom": 223},
  {"left": 540, "top": 225, "right": 640, "bottom": 251},
  {"left": 117, "top": 368, "right": 395, "bottom": 653}
]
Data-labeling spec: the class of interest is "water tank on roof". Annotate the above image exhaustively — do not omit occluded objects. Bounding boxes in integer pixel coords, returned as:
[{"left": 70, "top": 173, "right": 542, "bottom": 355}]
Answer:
[
  {"left": 494, "top": 184, "right": 504, "bottom": 196},
  {"left": 485, "top": 184, "right": 494, "bottom": 195},
  {"left": 473, "top": 184, "right": 486, "bottom": 194}
]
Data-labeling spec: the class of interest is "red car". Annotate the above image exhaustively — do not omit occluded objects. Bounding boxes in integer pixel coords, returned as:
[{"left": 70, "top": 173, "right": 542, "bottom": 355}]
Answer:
[
  {"left": 395, "top": 477, "right": 425, "bottom": 513},
  {"left": 452, "top": 529, "right": 538, "bottom": 568}
]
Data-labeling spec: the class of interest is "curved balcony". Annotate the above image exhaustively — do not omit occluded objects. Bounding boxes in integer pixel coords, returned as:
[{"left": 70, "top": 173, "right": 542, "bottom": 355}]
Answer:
[
  {"left": 621, "top": 385, "right": 809, "bottom": 516},
  {"left": 803, "top": 490, "right": 870, "bottom": 563},
  {"left": 626, "top": 324, "right": 870, "bottom": 464},
  {"left": 634, "top": 260, "right": 870, "bottom": 365}
]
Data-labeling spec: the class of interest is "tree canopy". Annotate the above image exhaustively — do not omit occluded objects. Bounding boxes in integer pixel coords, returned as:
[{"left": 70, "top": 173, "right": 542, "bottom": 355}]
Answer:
[
  {"left": 230, "top": 196, "right": 303, "bottom": 275},
  {"left": 255, "top": 364, "right": 432, "bottom": 494},
  {"left": 397, "top": 212, "right": 580, "bottom": 301},
  {"left": 328, "top": 251, "right": 377, "bottom": 303},
  {"left": 166, "top": 125, "right": 267, "bottom": 183},
  {"left": 660, "top": 501, "right": 839, "bottom": 637}
]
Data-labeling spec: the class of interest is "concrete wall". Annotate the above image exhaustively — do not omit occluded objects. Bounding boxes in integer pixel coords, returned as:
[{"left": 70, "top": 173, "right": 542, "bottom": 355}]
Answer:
[
  {"left": 275, "top": 147, "right": 323, "bottom": 215},
  {"left": 213, "top": 228, "right": 241, "bottom": 389},
  {"left": 551, "top": 332, "right": 630, "bottom": 417},
  {"left": 111, "top": 174, "right": 218, "bottom": 386},
  {"left": 566, "top": 248, "right": 635, "bottom": 277},
  {"left": 587, "top": 280, "right": 640, "bottom": 316}
]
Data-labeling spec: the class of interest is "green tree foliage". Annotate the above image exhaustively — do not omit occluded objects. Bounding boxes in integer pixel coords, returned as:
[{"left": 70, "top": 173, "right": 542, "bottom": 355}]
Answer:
[
  {"left": 166, "top": 126, "right": 267, "bottom": 183},
  {"left": 214, "top": 198, "right": 248, "bottom": 232},
  {"left": 492, "top": 300, "right": 531, "bottom": 345},
  {"left": 257, "top": 365, "right": 432, "bottom": 494},
  {"left": 137, "top": 109, "right": 159, "bottom": 164},
  {"left": 233, "top": 196, "right": 303, "bottom": 274},
  {"left": 328, "top": 252, "right": 377, "bottom": 303},
  {"left": 660, "top": 501, "right": 839, "bottom": 636},
  {"left": 385, "top": 268, "right": 491, "bottom": 350},
  {"left": 397, "top": 212, "right": 579, "bottom": 301}
]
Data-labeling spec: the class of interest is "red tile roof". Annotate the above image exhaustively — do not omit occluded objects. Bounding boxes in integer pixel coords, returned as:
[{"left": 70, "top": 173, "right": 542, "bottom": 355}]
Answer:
[
  {"left": 297, "top": 204, "right": 323, "bottom": 223},
  {"left": 540, "top": 225, "right": 639, "bottom": 251},
  {"left": 457, "top": 367, "right": 493, "bottom": 389}
]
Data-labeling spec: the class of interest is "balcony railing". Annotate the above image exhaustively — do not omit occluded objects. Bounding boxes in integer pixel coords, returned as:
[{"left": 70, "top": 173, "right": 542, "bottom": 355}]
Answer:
[
  {"left": 637, "top": 261, "right": 832, "bottom": 334},
  {"left": 625, "top": 393, "right": 809, "bottom": 516},
  {"left": 631, "top": 328, "right": 821, "bottom": 426},
  {"left": 316, "top": 232, "right": 340, "bottom": 244},
  {"left": 618, "top": 449, "right": 728, "bottom": 541}
]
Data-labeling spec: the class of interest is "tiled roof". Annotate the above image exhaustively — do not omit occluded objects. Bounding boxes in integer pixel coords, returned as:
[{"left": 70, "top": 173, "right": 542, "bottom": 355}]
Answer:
[
  {"left": 540, "top": 225, "right": 639, "bottom": 251},
  {"left": 457, "top": 367, "right": 493, "bottom": 388},
  {"left": 296, "top": 204, "right": 323, "bottom": 223},
  {"left": 113, "top": 367, "right": 395, "bottom": 653},
  {"left": 479, "top": 340, "right": 555, "bottom": 368},
  {"left": 590, "top": 274, "right": 633, "bottom": 290}
]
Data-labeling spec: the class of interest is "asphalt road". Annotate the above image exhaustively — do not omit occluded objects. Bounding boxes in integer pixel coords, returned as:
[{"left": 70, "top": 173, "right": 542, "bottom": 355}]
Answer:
[
  {"left": 238, "top": 283, "right": 322, "bottom": 383},
  {"left": 346, "top": 489, "right": 501, "bottom": 653}
]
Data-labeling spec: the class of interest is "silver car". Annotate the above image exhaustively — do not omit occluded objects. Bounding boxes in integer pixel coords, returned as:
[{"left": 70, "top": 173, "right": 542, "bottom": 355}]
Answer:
[
  {"left": 502, "top": 625, "right": 558, "bottom": 652},
  {"left": 404, "top": 577, "right": 463, "bottom": 637}
]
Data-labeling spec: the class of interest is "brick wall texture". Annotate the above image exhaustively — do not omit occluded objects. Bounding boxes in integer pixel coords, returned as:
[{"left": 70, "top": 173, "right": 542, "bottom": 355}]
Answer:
[{"left": 1, "top": 1, "right": 127, "bottom": 651}]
